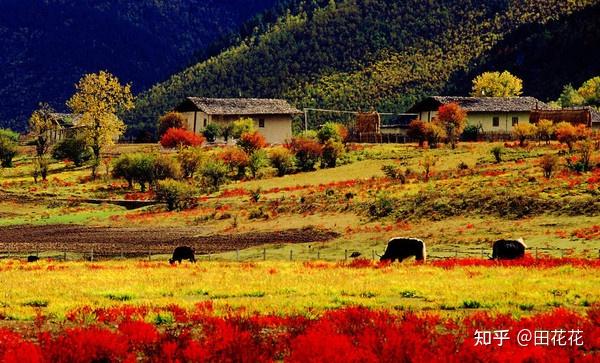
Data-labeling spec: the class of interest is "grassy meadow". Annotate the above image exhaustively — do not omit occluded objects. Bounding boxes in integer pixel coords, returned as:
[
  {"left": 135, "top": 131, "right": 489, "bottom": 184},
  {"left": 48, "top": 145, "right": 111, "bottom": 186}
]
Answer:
[{"left": 0, "top": 259, "right": 598, "bottom": 322}]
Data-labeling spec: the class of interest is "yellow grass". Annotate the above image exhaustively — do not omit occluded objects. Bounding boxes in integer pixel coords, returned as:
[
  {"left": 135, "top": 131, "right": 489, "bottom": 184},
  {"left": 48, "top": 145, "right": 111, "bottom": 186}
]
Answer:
[{"left": 0, "top": 260, "right": 597, "bottom": 321}]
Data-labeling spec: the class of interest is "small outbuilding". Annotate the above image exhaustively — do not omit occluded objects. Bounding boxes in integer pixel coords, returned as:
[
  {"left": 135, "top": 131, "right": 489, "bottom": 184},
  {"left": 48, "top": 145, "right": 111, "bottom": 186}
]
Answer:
[
  {"left": 530, "top": 107, "right": 600, "bottom": 129},
  {"left": 48, "top": 113, "right": 83, "bottom": 142},
  {"left": 174, "top": 97, "right": 301, "bottom": 144}
]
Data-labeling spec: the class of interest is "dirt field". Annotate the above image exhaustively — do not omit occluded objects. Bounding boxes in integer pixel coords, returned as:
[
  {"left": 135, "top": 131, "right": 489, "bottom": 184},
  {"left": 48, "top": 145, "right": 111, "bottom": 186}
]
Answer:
[{"left": 0, "top": 224, "right": 340, "bottom": 256}]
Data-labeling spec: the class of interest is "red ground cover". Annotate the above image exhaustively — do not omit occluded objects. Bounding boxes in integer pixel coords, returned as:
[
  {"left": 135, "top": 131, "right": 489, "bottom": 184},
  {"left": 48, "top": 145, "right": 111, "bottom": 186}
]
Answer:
[{"left": 1, "top": 304, "right": 598, "bottom": 362}]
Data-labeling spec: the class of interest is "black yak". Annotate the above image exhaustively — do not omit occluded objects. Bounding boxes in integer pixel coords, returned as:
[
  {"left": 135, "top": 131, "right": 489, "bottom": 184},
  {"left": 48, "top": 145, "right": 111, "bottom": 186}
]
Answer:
[
  {"left": 491, "top": 238, "right": 527, "bottom": 260},
  {"left": 27, "top": 255, "right": 39, "bottom": 263},
  {"left": 349, "top": 251, "right": 361, "bottom": 258},
  {"left": 380, "top": 238, "right": 426, "bottom": 263},
  {"left": 169, "top": 246, "right": 196, "bottom": 264}
]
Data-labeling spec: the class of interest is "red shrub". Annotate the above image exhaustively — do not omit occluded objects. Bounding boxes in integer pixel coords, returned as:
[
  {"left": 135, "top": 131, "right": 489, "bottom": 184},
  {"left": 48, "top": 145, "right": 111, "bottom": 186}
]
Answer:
[
  {"left": 1, "top": 305, "right": 599, "bottom": 362},
  {"left": 431, "top": 256, "right": 600, "bottom": 269},
  {"left": 219, "top": 147, "right": 250, "bottom": 175},
  {"left": 286, "top": 136, "right": 322, "bottom": 171},
  {"left": 237, "top": 131, "right": 267, "bottom": 154},
  {"left": 118, "top": 321, "right": 159, "bottom": 350},
  {"left": 572, "top": 225, "right": 600, "bottom": 240},
  {"left": 0, "top": 329, "right": 43, "bottom": 363},
  {"left": 160, "top": 128, "right": 205, "bottom": 148},
  {"left": 43, "top": 327, "right": 131, "bottom": 363}
]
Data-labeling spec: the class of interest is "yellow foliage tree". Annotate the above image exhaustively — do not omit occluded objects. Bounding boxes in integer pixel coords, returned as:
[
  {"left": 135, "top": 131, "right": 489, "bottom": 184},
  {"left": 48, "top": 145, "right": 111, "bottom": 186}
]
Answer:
[
  {"left": 471, "top": 71, "right": 523, "bottom": 97},
  {"left": 577, "top": 76, "right": 600, "bottom": 106},
  {"left": 28, "top": 103, "right": 56, "bottom": 158},
  {"left": 67, "top": 71, "right": 134, "bottom": 178},
  {"left": 554, "top": 121, "right": 577, "bottom": 152},
  {"left": 424, "top": 121, "right": 446, "bottom": 149},
  {"left": 232, "top": 118, "right": 256, "bottom": 139},
  {"left": 536, "top": 119, "right": 554, "bottom": 145},
  {"left": 511, "top": 123, "right": 537, "bottom": 146}
]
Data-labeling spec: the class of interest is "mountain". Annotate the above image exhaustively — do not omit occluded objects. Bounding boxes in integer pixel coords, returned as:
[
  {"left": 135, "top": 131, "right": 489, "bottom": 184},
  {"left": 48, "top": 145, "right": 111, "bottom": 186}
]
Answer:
[
  {"left": 445, "top": 3, "right": 600, "bottom": 99},
  {"left": 130, "top": 0, "right": 600, "bottom": 137},
  {"left": 0, "top": 0, "right": 279, "bottom": 131}
]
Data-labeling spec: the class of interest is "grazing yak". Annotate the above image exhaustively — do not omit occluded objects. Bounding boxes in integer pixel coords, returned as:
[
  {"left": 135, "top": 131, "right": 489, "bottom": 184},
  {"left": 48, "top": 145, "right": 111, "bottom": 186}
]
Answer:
[
  {"left": 380, "top": 237, "right": 426, "bottom": 263},
  {"left": 349, "top": 251, "right": 361, "bottom": 258},
  {"left": 169, "top": 246, "right": 196, "bottom": 264},
  {"left": 491, "top": 238, "right": 527, "bottom": 260},
  {"left": 27, "top": 255, "right": 39, "bottom": 263}
]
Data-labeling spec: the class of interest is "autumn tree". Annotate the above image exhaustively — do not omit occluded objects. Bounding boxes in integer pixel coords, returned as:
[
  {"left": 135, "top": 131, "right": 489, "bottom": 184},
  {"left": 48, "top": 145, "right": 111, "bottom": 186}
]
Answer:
[
  {"left": 511, "top": 123, "right": 537, "bottom": 147},
  {"left": 423, "top": 122, "right": 446, "bottom": 149},
  {"left": 28, "top": 103, "right": 56, "bottom": 159},
  {"left": 407, "top": 119, "right": 427, "bottom": 147},
  {"left": 554, "top": 122, "right": 577, "bottom": 152},
  {"left": 67, "top": 71, "right": 134, "bottom": 178},
  {"left": 536, "top": 119, "right": 554, "bottom": 145},
  {"left": 232, "top": 118, "right": 256, "bottom": 139},
  {"left": 28, "top": 103, "right": 58, "bottom": 182},
  {"left": 471, "top": 71, "right": 523, "bottom": 97},
  {"left": 578, "top": 76, "right": 600, "bottom": 107},
  {"left": 436, "top": 103, "right": 467, "bottom": 149},
  {"left": 158, "top": 112, "right": 186, "bottom": 137}
]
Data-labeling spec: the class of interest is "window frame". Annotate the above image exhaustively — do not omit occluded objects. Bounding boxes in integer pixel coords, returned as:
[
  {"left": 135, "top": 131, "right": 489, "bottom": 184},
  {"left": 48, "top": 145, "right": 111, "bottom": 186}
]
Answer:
[{"left": 492, "top": 116, "right": 500, "bottom": 127}]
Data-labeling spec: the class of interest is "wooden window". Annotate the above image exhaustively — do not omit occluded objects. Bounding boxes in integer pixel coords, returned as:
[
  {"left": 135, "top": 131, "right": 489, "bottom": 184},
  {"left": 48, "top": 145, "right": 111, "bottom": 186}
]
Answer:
[
  {"left": 259, "top": 118, "right": 265, "bottom": 128},
  {"left": 203, "top": 118, "right": 207, "bottom": 127},
  {"left": 492, "top": 116, "right": 500, "bottom": 127},
  {"left": 512, "top": 116, "right": 519, "bottom": 126}
]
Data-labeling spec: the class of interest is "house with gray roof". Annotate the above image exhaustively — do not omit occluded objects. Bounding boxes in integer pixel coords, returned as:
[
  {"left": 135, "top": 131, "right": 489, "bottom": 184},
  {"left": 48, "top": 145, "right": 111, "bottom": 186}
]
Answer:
[
  {"left": 174, "top": 97, "right": 301, "bottom": 144},
  {"left": 407, "top": 96, "right": 548, "bottom": 133}
]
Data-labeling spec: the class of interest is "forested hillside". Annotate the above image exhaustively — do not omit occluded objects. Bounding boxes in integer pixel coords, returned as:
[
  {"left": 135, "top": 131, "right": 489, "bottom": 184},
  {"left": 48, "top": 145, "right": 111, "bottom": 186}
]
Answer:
[
  {"left": 0, "top": 0, "right": 279, "bottom": 131},
  {"left": 130, "top": 0, "right": 600, "bottom": 137},
  {"left": 445, "top": 3, "right": 600, "bottom": 98}
]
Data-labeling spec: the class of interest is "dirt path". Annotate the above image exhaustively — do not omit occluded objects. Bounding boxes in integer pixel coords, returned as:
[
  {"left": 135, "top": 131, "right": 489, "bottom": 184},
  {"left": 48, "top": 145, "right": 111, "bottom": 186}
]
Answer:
[{"left": 0, "top": 224, "right": 340, "bottom": 255}]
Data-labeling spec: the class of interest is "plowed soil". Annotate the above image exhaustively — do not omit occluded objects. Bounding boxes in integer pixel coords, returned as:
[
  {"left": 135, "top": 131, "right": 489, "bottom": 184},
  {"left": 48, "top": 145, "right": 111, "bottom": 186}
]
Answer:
[{"left": 0, "top": 224, "right": 340, "bottom": 256}]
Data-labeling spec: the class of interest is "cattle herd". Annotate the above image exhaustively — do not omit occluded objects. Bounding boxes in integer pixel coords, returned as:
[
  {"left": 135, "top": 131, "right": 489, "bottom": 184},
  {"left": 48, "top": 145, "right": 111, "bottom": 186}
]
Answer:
[
  {"left": 24, "top": 239, "right": 528, "bottom": 264},
  {"left": 379, "top": 237, "right": 527, "bottom": 263}
]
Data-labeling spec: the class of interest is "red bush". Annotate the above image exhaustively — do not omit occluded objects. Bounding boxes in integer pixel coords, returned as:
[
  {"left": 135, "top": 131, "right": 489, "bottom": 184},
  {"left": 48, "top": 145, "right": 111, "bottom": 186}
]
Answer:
[
  {"left": 160, "top": 128, "right": 205, "bottom": 148},
  {"left": 237, "top": 131, "right": 267, "bottom": 154},
  {"left": 1, "top": 305, "right": 599, "bottom": 362},
  {"left": 286, "top": 136, "right": 322, "bottom": 171},
  {"left": 219, "top": 147, "right": 250, "bottom": 171}
]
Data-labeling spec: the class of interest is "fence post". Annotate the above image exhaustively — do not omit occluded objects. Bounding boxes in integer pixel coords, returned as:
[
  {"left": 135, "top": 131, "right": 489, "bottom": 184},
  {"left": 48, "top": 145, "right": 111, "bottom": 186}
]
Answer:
[
  {"left": 535, "top": 247, "right": 538, "bottom": 259},
  {"left": 64, "top": 251, "right": 67, "bottom": 262},
  {"left": 263, "top": 248, "right": 266, "bottom": 261},
  {"left": 236, "top": 249, "right": 240, "bottom": 261},
  {"left": 317, "top": 250, "right": 320, "bottom": 260},
  {"left": 148, "top": 249, "right": 151, "bottom": 261},
  {"left": 290, "top": 249, "right": 293, "bottom": 261},
  {"left": 344, "top": 249, "right": 348, "bottom": 261},
  {"left": 455, "top": 248, "right": 458, "bottom": 258},
  {"left": 208, "top": 252, "right": 211, "bottom": 261},
  {"left": 372, "top": 249, "right": 375, "bottom": 260}
]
